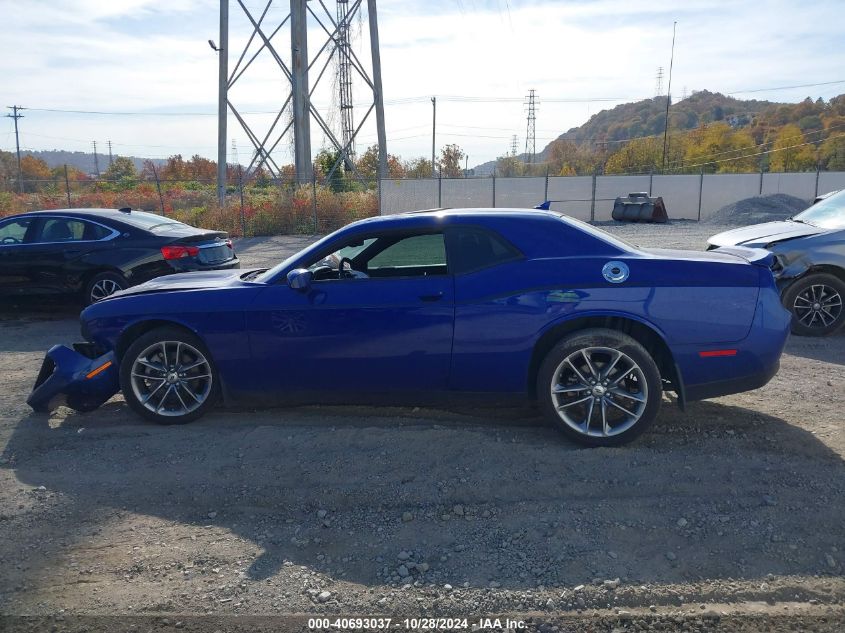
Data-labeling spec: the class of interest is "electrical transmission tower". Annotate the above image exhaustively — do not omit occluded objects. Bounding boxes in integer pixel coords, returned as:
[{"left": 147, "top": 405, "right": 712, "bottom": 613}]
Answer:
[
  {"left": 510, "top": 135, "right": 518, "bottom": 157},
  {"left": 524, "top": 89, "right": 537, "bottom": 163},
  {"left": 655, "top": 67, "right": 664, "bottom": 96},
  {"left": 5, "top": 105, "right": 24, "bottom": 193},
  {"left": 216, "top": 0, "right": 387, "bottom": 202},
  {"left": 336, "top": 0, "right": 355, "bottom": 169},
  {"left": 92, "top": 141, "right": 100, "bottom": 177}
]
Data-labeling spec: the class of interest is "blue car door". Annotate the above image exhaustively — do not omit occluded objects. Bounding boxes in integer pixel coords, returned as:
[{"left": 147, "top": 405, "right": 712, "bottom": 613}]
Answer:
[{"left": 246, "top": 231, "right": 455, "bottom": 396}]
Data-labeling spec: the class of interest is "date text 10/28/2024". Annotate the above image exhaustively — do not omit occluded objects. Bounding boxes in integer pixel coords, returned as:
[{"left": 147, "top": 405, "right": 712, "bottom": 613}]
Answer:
[{"left": 307, "top": 617, "right": 527, "bottom": 631}]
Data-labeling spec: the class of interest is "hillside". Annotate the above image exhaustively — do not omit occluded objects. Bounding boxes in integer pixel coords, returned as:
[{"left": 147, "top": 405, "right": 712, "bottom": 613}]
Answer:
[
  {"left": 473, "top": 91, "right": 845, "bottom": 175},
  {"left": 20, "top": 150, "right": 164, "bottom": 175}
]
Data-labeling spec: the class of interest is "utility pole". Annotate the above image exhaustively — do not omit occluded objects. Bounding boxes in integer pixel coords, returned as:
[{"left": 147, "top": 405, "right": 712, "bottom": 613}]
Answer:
[
  {"left": 92, "top": 141, "right": 100, "bottom": 177},
  {"left": 368, "top": 0, "right": 388, "bottom": 180},
  {"left": 524, "top": 89, "right": 537, "bottom": 164},
  {"left": 661, "top": 21, "right": 677, "bottom": 173},
  {"left": 431, "top": 96, "right": 437, "bottom": 177},
  {"left": 291, "top": 0, "right": 313, "bottom": 184},
  {"left": 5, "top": 105, "right": 24, "bottom": 193},
  {"left": 216, "top": 0, "right": 228, "bottom": 203},
  {"left": 107, "top": 140, "right": 114, "bottom": 166}
]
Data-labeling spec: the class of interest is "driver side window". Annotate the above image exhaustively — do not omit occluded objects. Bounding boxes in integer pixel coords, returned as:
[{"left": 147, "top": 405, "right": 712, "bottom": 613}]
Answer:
[
  {"left": 306, "top": 232, "right": 448, "bottom": 280},
  {"left": 0, "top": 218, "right": 33, "bottom": 244}
]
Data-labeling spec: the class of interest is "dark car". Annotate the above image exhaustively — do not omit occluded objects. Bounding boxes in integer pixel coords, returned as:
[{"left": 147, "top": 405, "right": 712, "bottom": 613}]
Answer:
[
  {"left": 708, "top": 189, "right": 845, "bottom": 337},
  {"left": 29, "top": 209, "right": 789, "bottom": 447},
  {"left": 0, "top": 208, "right": 239, "bottom": 305}
]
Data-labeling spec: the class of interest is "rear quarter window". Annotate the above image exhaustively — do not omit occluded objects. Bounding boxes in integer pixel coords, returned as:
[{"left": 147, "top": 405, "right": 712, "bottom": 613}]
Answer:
[{"left": 447, "top": 226, "right": 522, "bottom": 274}]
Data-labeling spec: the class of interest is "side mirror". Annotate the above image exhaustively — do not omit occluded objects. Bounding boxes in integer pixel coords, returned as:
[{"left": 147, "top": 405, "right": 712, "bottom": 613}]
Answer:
[{"left": 286, "top": 268, "right": 313, "bottom": 291}]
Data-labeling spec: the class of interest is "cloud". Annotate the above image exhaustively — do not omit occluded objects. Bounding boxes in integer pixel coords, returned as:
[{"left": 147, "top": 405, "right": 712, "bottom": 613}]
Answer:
[{"left": 1, "top": 0, "right": 843, "bottom": 165}]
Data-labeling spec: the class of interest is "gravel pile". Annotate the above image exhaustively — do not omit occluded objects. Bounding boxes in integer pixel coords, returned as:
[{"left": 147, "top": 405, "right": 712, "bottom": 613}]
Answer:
[{"left": 705, "top": 194, "right": 809, "bottom": 225}]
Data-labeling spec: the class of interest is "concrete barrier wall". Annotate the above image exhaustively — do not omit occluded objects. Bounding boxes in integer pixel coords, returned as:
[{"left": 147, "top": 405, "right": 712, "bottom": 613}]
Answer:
[{"left": 380, "top": 172, "right": 845, "bottom": 219}]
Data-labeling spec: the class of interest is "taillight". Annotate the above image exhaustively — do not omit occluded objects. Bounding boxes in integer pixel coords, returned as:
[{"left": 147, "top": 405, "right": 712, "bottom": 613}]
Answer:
[{"left": 161, "top": 245, "right": 200, "bottom": 260}]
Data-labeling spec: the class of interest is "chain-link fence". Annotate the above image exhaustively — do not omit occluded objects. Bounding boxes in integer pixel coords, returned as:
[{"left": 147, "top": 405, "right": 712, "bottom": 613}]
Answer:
[
  {"left": 380, "top": 170, "right": 845, "bottom": 221},
  {"left": 4, "top": 169, "right": 845, "bottom": 236},
  {"left": 0, "top": 174, "right": 379, "bottom": 237}
]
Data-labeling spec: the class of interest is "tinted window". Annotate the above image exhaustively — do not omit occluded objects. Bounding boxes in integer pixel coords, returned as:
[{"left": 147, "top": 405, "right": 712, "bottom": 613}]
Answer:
[
  {"left": 369, "top": 234, "right": 446, "bottom": 269},
  {"left": 448, "top": 227, "right": 520, "bottom": 273},
  {"left": 0, "top": 218, "right": 33, "bottom": 244},
  {"left": 38, "top": 218, "right": 88, "bottom": 243},
  {"left": 114, "top": 210, "right": 185, "bottom": 230},
  {"left": 85, "top": 222, "right": 112, "bottom": 240}
]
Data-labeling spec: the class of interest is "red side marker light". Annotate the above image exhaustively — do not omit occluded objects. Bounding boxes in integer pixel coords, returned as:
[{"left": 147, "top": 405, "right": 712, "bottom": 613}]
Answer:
[
  {"left": 699, "top": 349, "right": 737, "bottom": 358},
  {"left": 85, "top": 360, "right": 113, "bottom": 379}
]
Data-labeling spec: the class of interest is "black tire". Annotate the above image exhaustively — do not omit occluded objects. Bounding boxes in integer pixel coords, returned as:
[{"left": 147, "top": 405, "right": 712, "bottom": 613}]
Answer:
[
  {"left": 85, "top": 271, "right": 127, "bottom": 305},
  {"left": 537, "top": 328, "right": 662, "bottom": 447},
  {"left": 119, "top": 326, "right": 219, "bottom": 425},
  {"left": 782, "top": 272, "right": 845, "bottom": 337}
]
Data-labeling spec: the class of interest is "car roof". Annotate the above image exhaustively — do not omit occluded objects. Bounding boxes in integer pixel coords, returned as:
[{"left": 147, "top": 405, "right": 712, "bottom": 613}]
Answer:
[
  {"left": 12, "top": 208, "right": 140, "bottom": 219},
  {"left": 349, "top": 208, "right": 565, "bottom": 229}
]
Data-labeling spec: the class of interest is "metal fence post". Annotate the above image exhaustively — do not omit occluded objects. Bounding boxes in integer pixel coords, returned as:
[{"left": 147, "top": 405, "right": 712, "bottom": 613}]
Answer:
[
  {"left": 63, "top": 164, "right": 71, "bottom": 207},
  {"left": 437, "top": 170, "right": 442, "bottom": 207},
  {"left": 492, "top": 173, "right": 496, "bottom": 208},
  {"left": 759, "top": 165, "right": 764, "bottom": 195},
  {"left": 238, "top": 165, "right": 246, "bottom": 237},
  {"left": 815, "top": 162, "right": 821, "bottom": 198},
  {"left": 311, "top": 172, "right": 318, "bottom": 235},
  {"left": 697, "top": 167, "right": 704, "bottom": 222},
  {"left": 544, "top": 168, "right": 549, "bottom": 201},
  {"left": 151, "top": 164, "right": 166, "bottom": 216},
  {"left": 377, "top": 176, "right": 383, "bottom": 215},
  {"left": 590, "top": 169, "right": 597, "bottom": 222},
  {"left": 648, "top": 168, "right": 653, "bottom": 196}
]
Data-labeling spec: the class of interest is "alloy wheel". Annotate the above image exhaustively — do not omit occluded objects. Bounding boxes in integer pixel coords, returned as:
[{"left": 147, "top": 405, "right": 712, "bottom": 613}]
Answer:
[
  {"left": 550, "top": 346, "right": 648, "bottom": 438},
  {"left": 90, "top": 278, "right": 123, "bottom": 301},
  {"left": 793, "top": 283, "right": 843, "bottom": 329},
  {"left": 129, "top": 341, "right": 213, "bottom": 417}
]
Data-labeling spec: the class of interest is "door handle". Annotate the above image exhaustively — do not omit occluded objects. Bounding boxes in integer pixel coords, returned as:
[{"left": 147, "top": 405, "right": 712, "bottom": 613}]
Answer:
[{"left": 419, "top": 292, "right": 444, "bottom": 302}]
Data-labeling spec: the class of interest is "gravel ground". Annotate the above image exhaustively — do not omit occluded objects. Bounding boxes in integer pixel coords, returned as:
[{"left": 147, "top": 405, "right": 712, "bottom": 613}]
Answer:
[{"left": 1, "top": 221, "right": 844, "bottom": 632}]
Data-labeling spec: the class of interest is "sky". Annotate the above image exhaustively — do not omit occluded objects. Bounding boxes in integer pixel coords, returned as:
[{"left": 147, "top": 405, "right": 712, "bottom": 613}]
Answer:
[{"left": 1, "top": 0, "right": 844, "bottom": 170}]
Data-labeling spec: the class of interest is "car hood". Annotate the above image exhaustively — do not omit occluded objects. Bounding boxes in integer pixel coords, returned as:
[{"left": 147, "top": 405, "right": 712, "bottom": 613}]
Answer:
[
  {"left": 707, "top": 220, "right": 825, "bottom": 248},
  {"left": 112, "top": 269, "right": 255, "bottom": 297}
]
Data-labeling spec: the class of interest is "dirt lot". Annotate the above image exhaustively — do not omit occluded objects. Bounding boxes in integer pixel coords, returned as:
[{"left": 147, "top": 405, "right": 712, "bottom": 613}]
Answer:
[{"left": 1, "top": 222, "right": 844, "bottom": 632}]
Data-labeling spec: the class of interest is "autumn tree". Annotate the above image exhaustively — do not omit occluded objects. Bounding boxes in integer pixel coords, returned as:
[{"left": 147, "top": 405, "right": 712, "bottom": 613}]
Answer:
[
  {"left": 403, "top": 157, "right": 434, "bottom": 179},
  {"left": 20, "top": 155, "right": 52, "bottom": 192},
  {"left": 769, "top": 124, "right": 817, "bottom": 172},
  {"left": 820, "top": 135, "right": 845, "bottom": 171},
  {"left": 439, "top": 144, "right": 465, "bottom": 178},
  {"left": 355, "top": 145, "right": 407, "bottom": 180},
  {"left": 103, "top": 156, "right": 137, "bottom": 181}
]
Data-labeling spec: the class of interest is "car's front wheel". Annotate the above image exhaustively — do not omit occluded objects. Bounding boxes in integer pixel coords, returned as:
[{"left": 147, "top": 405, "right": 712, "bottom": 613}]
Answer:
[
  {"left": 537, "top": 328, "right": 662, "bottom": 447},
  {"left": 782, "top": 272, "right": 845, "bottom": 337},
  {"left": 119, "top": 327, "right": 219, "bottom": 424}
]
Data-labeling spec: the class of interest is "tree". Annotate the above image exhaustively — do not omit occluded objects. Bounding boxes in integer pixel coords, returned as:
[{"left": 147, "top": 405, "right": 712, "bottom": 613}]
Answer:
[
  {"left": 439, "top": 144, "right": 465, "bottom": 178},
  {"left": 315, "top": 149, "right": 345, "bottom": 191},
  {"left": 820, "top": 135, "right": 845, "bottom": 171},
  {"left": 20, "top": 155, "right": 52, "bottom": 192},
  {"left": 769, "top": 124, "right": 817, "bottom": 172},
  {"left": 103, "top": 156, "right": 137, "bottom": 181},
  {"left": 355, "top": 145, "right": 406, "bottom": 180},
  {"left": 403, "top": 157, "right": 433, "bottom": 179}
]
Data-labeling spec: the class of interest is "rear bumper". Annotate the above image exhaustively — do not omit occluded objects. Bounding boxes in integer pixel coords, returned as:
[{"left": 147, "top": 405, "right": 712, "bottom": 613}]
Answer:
[
  {"left": 676, "top": 282, "right": 791, "bottom": 402},
  {"left": 27, "top": 344, "right": 120, "bottom": 413}
]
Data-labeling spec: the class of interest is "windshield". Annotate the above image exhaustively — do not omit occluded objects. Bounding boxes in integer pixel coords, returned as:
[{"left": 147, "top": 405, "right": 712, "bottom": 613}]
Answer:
[
  {"left": 793, "top": 189, "right": 845, "bottom": 230},
  {"left": 117, "top": 210, "right": 187, "bottom": 230}
]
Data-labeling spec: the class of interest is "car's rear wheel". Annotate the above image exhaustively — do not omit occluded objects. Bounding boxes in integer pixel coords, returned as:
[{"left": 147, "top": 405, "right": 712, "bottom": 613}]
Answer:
[
  {"left": 85, "top": 271, "right": 127, "bottom": 305},
  {"left": 782, "top": 273, "right": 845, "bottom": 337},
  {"left": 537, "top": 328, "right": 662, "bottom": 447},
  {"left": 119, "top": 327, "right": 219, "bottom": 424}
]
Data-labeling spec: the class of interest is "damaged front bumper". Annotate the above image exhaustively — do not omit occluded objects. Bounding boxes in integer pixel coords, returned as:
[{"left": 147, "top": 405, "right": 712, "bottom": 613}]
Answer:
[{"left": 27, "top": 344, "right": 120, "bottom": 413}]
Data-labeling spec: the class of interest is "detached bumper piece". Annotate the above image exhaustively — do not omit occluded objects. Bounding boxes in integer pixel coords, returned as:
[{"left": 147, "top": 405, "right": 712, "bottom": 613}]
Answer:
[{"left": 27, "top": 344, "right": 119, "bottom": 413}]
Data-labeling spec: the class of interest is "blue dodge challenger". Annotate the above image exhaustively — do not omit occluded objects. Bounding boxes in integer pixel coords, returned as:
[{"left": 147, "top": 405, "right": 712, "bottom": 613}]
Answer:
[{"left": 28, "top": 209, "right": 791, "bottom": 446}]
